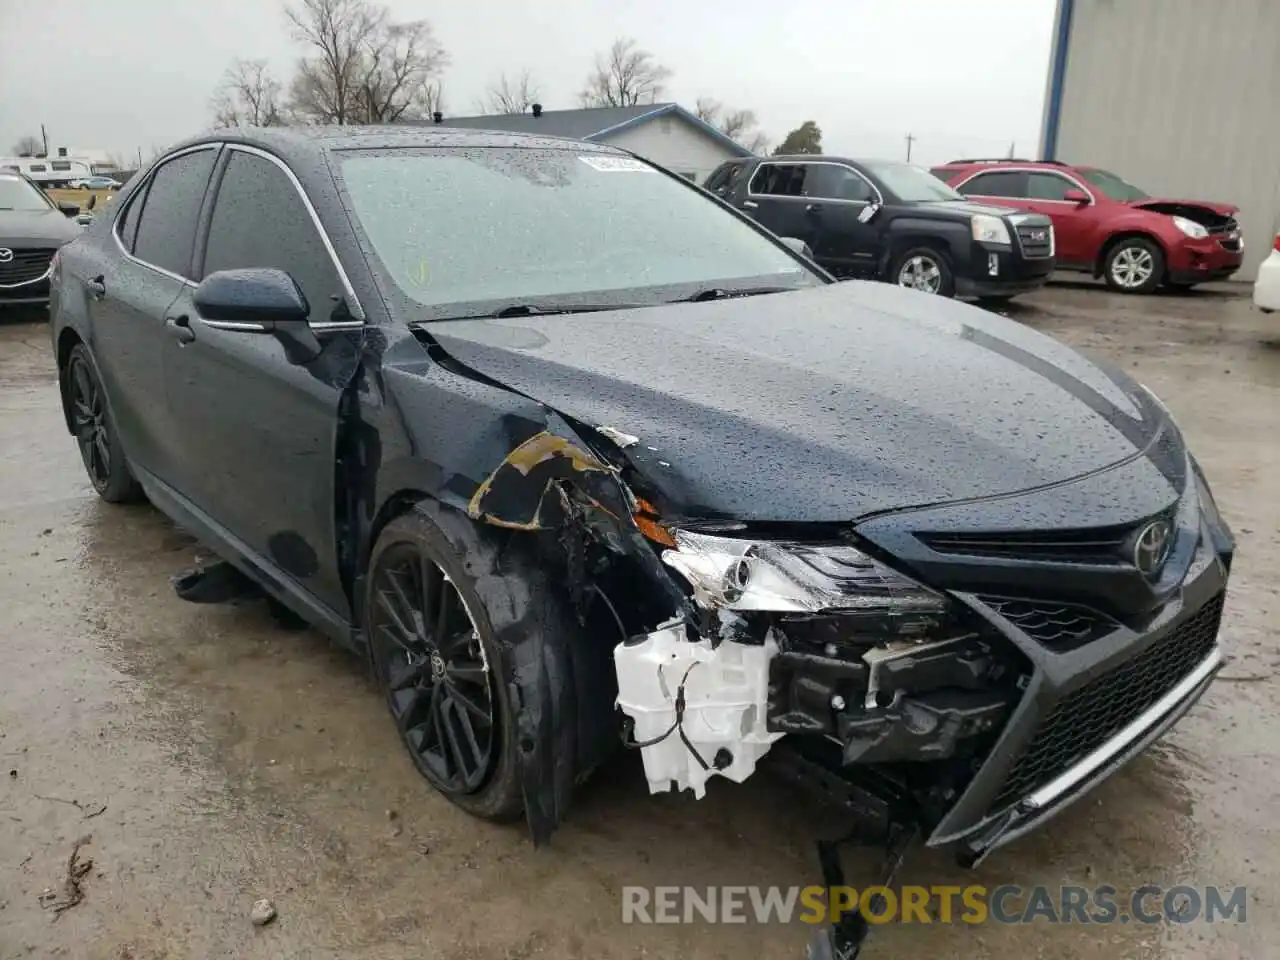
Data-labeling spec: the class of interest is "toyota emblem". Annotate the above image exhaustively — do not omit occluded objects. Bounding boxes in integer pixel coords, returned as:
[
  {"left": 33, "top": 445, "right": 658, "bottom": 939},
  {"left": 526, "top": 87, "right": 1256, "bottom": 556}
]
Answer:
[
  {"left": 1132, "top": 519, "right": 1173, "bottom": 577},
  {"left": 0, "top": 248, "right": 13, "bottom": 263}
]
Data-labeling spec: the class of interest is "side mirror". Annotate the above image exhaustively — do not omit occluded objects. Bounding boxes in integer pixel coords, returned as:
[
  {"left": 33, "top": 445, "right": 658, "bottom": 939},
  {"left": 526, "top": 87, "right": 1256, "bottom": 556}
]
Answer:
[
  {"left": 57, "top": 201, "right": 80, "bottom": 218},
  {"left": 193, "top": 268, "right": 321, "bottom": 364},
  {"left": 779, "top": 236, "right": 814, "bottom": 259},
  {"left": 1063, "top": 189, "right": 1089, "bottom": 206}
]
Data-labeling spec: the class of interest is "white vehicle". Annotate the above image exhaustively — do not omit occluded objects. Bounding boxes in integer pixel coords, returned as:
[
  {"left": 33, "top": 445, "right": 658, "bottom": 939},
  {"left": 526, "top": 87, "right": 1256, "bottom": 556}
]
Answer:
[
  {"left": 1253, "top": 224, "right": 1280, "bottom": 313},
  {"left": 0, "top": 155, "right": 93, "bottom": 189}
]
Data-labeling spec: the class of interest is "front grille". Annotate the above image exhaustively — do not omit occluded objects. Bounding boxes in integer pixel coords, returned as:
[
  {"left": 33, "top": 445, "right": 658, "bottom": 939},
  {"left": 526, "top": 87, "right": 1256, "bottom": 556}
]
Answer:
[
  {"left": 918, "top": 524, "right": 1133, "bottom": 565},
  {"left": 979, "top": 597, "right": 1115, "bottom": 651},
  {"left": 0, "top": 247, "right": 56, "bottom": 286},
  {"left": 991, "top": 593, "right": 1223, "bottom": 811},
  {"left": 1209, "top": 218, "right": 1241, "bottom": 251},
  {"left": 1016, "top": 224, "right": 1053, "bottom": 259}
]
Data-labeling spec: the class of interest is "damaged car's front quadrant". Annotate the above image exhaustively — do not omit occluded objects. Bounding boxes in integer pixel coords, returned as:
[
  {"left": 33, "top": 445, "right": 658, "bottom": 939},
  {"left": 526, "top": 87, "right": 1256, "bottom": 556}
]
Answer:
[{"left": 58, "top": 127, "right": 1233, "bottom": 960}]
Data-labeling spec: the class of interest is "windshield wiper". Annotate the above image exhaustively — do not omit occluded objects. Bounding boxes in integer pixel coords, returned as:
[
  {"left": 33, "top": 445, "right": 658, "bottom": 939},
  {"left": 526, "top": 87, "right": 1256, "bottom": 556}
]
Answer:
[{"left": 673, "top": 286, "right": 794, "bottom": 303}]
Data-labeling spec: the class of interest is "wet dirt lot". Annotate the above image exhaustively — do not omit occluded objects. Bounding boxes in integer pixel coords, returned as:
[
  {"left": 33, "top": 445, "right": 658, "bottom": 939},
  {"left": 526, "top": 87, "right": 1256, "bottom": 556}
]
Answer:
[{"left": 1, "top": 284, "right": 1277, "bottom": 960}]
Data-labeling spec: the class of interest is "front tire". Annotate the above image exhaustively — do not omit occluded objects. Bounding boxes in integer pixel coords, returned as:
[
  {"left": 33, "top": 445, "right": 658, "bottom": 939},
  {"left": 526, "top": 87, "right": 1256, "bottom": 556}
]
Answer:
[
  {"left": 64, "top": 344, "right": 144, "bottom": 503},
  {"left": 892, "top": 246, "right": 955, "bottom": 297},
  {"left": 1103, "top": 238, "right": 1164, "bottom": 294},
  {"left": 365, "top": 505, "right": 525, "bottom": 821}
]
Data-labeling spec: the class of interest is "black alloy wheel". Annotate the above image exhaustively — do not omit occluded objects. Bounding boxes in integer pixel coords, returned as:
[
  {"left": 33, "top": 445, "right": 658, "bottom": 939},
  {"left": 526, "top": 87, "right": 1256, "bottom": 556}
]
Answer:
[
  {"left": 65, "top": 344, "right": 143, "bottom": 502},
  {"left": 370, "top": 543, "right": 497, "bottom": 796},
  {"left": 69, "top": 353, "right": 110, "bottom": 489}
]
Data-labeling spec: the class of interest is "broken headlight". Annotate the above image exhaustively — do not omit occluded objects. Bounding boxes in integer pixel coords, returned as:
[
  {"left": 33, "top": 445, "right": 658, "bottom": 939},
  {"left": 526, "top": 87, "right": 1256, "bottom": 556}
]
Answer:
[{"left": 662, "top": 530, "right": 948, "bottom": 616}]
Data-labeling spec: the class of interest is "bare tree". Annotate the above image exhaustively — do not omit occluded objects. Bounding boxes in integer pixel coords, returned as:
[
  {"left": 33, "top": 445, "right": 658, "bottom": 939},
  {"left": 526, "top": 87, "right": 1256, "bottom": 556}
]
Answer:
[
  {"left": 416, "top": 79, "right": 445, "bottom": 118},
  {"left": 693, "top": 98, "right": 769, "bottom": 154},
  {"left": 480, "top": 70, "right": 540, "bottom": 114},
  {"left": 286, "top": 0, "right": 446, "bottom": 124},
  {"left": 694, "top": 96, "right": 720, "bottom": 122},
  {"left": 580, "top": 37, "right": 670, "bottom": 108},
  {"left": 211, "top": 59, "right": 285, "bottom": 127},
  {"left": 10, "top": 135, "right": 42, "bottom": 156}
]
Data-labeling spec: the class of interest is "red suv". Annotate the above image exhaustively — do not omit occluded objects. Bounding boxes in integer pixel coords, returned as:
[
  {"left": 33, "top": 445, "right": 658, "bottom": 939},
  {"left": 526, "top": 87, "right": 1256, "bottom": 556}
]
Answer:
[{"left": 931, "top": 160, "right": 1243, "bottom": 294}]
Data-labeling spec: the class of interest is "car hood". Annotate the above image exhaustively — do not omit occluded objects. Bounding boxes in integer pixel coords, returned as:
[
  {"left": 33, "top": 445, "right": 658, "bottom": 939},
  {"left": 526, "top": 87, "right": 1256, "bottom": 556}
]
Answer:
[
  {"left": 0, "top": 208, "right": 81, "bottom": 245},
  {"left": 1130, "top": 197, "right": 1239, "bottom": 217},
  {"left": 425, "top": 283, "right": 1176, "bottom": 522},
  {"left": 915, "top": 199, "right": 1030, "bottom": 220}
]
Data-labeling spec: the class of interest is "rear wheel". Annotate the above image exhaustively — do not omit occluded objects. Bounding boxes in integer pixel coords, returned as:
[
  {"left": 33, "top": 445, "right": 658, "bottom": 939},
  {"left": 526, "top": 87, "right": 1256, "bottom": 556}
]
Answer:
[
  {"left": 1103, "top": 238, "right": 1164, "bottom": 294},
  {"left": 65, "top": 344, "right": 144, "bottom": 503},
  {"left": 892, "top": 247, "right": 955, "bottom": 297}
]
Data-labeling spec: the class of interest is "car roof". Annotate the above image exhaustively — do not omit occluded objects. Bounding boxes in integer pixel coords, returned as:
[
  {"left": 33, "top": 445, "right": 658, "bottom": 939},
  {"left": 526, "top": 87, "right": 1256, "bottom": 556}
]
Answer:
[
  {"left": 169, "top": 124, "right": 625, "bottom": 165},
  {"left": 934, "top": 159, "right": 1081, "bottom": 170}
]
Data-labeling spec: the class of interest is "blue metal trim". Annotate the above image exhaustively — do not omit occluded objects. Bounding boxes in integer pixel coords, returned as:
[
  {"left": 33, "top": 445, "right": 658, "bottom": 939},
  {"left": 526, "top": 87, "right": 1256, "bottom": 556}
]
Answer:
[
  {"left": 588, "top": 103, "right": 755, "bottom": 157},
  {"left": 1043, "top": 0, "right": 1076, "bottom": 160}
]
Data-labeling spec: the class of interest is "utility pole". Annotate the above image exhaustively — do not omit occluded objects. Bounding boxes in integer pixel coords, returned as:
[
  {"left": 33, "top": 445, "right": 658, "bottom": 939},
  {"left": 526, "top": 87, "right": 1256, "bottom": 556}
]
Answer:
[
  {"left": 905, "top": 133, "right": 916, "bottom": 162},
  {"left": 136, "top": 146, "right": 142, "bottom": 167},
  {"left": 40, "top": 124, "right": 48, "bottom": 156}
]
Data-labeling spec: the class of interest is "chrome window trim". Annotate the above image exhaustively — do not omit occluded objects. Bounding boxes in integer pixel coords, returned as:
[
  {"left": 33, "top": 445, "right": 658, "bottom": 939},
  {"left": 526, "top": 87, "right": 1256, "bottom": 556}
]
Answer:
[
  {"left": 747, "top": 159, "right": 884, "bottom": 207},
  {"left": 112, "top": 142, "right": 220, "bottom": 288},
  {"left": 112, "top": 141, "right": 366, "bottom": 328},
  {"left": 201, "top": 319, "right": 268, "bottom": 332},
  {"left": 953, "top": 167, "right": 1098, "bottom": 206},
  {"left": 222, "top": 144, "right": 365, "bottom": 323}
]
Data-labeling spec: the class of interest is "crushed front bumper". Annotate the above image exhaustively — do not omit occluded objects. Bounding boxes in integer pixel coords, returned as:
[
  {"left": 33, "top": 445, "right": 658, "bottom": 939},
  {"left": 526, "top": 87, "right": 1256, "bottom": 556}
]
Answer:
[
  {"left": 927, "top": 535, "right": 1229, "bottom": 862},
  {"left": 949, "top": 640, "right": 1220, "bottom": 863}
]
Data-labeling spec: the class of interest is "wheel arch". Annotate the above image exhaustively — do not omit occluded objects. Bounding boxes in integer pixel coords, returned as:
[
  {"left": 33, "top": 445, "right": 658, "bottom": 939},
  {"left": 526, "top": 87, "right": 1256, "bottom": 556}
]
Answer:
[
  {"left": 881, "top": 220, "right": 966, "bottom": 278},
  {"left": 1094, "top": 230, "right": 1167, "bottom": 279},
  {"left": 55, "top": 326, "right": 86, "bottom": 434}
]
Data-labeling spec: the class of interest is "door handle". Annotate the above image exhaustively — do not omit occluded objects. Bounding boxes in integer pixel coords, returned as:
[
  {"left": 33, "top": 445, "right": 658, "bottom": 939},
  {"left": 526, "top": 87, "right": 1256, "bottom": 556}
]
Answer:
[
  {"left": 86, "top": 275, "right": 106, "bottom": 299},
  {"left": 805, "top": 203, "right": 822, "bottom": 214},
  {"left": 742, "top": 200, "right": 759, "bottom": 209},
  {"left": 165, "top": 314, "right": 196, "bottom": 344}
]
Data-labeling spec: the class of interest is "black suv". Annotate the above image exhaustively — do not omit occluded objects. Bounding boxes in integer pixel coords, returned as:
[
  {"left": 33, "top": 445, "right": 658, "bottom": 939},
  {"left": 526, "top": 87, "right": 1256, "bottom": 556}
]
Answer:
[{"left": 705, "top": 155, "right": 1055, "bottom": 301}]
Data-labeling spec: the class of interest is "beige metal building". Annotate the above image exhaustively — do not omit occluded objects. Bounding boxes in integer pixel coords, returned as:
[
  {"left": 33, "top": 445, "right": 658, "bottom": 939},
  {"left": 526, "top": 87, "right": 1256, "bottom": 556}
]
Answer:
[{"left": 1040, "top": 0, "right": 1280, "bottom": 280}]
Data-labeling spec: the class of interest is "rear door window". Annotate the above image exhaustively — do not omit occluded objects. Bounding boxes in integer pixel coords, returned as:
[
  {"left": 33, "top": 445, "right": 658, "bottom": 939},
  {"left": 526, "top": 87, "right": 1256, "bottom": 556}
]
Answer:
[
  {"left": 704, "top": 162, "right": 739, "bottom": 195},
  {"left": 749, "top": 163, "right": 807, "bottom": 197},
  {"left": 115, "top": 180, "right": 150, "bottom": 252},
  {"left": 957, "top": 170, "right": 1027, "bottom": 198},
  {"left": 132, "top": 149, "right": 217, "bottom": 278},
  {"left": 201, "top": 150, "right": 344, "bottom": 323}
]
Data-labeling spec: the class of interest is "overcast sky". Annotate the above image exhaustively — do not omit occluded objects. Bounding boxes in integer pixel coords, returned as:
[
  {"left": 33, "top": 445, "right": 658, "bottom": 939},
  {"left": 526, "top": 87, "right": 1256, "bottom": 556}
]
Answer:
[{"left": 1, "top": 0, "right": 1057, "bottom": 167}]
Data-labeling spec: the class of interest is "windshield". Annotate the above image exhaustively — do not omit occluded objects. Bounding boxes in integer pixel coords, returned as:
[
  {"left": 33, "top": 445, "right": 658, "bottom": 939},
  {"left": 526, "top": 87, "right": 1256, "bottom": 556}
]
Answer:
[
  {"left": 0, "top": 175, "right": 53, "bottom": 211},
  {"left": 1079, "top": 168, "right": 1149, "bottom": 201},
  {"left": 861, "top": 161, "right": 964, "bottom": 202},
  {"left": 338, "top": 148, "right": 819, "bottom": 318}
]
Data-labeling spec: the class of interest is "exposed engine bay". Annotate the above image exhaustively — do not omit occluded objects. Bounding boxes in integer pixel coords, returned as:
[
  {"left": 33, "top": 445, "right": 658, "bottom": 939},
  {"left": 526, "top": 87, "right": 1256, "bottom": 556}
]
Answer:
[{"left": 614, "top": 529, "right": 1022, "bottom": 800}]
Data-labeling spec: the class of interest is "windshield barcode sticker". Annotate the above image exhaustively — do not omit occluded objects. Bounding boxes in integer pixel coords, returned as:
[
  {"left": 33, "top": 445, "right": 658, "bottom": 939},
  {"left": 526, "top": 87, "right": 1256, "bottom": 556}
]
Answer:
[{"left": 579, "top": 156, "right": 654, "bottom": 173}]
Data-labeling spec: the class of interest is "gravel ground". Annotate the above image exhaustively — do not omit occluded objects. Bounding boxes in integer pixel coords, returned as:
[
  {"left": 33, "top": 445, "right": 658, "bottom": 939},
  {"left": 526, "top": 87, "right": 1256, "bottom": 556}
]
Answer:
[{"left": 1, "top": 282, "right": 1276, "bottom": 960}]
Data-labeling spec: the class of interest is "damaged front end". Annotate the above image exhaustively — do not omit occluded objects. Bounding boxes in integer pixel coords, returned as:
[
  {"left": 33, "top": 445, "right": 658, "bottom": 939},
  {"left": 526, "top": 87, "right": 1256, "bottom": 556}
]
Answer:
[
  {"left": 616, "top": 528, "right": 1023, "bottom": 800},
  {"left": 455, "top": 404, "right": 1023, "bottom": 833}
]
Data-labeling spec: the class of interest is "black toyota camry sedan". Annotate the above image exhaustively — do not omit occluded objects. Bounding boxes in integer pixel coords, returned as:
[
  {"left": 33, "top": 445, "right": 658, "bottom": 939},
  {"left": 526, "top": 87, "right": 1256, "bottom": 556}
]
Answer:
[{"left": 49, "top": 127, "right": 1232, "bottom": 944}]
